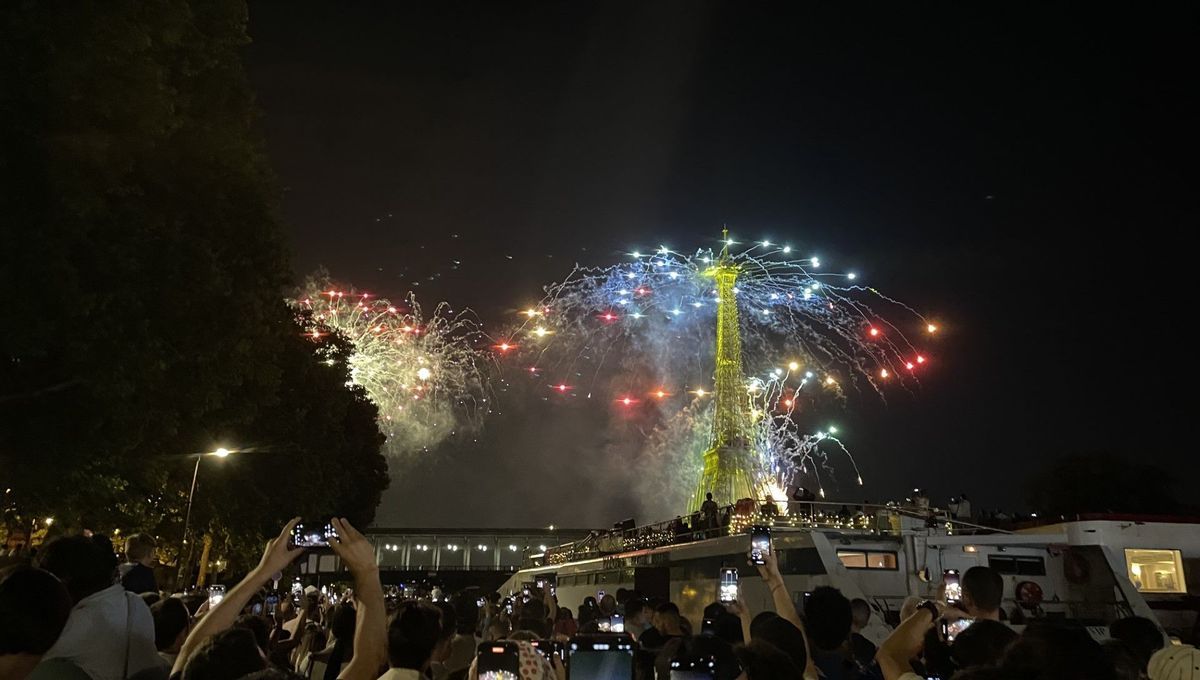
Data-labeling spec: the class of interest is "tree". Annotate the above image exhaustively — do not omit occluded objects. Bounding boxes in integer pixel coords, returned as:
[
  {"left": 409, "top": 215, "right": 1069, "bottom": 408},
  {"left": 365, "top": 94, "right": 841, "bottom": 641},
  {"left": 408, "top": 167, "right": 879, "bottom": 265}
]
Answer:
[
  {"left": 1025, "top": 451, "right": 1182, "bottom": 517},
  {"left": 0, "top": 1, "right": 388, "bottom": 565}
]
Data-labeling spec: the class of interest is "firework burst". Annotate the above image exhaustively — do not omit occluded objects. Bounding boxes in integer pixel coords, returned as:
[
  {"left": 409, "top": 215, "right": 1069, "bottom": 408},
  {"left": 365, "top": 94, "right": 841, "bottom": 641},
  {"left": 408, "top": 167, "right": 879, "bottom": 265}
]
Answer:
[
  {"left": 502, "top": 233, "right": 937, "bottom": 499},
  {"left": 293, "top": 275, "right": 490, "bottom": 456}
]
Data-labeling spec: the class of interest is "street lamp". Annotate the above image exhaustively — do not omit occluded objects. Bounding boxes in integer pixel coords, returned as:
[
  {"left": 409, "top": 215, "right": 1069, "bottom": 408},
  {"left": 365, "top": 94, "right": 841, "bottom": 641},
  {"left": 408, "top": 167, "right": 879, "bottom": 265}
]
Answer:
[{"left": 177, "top": 448, "right": 234, "bottom": 588}]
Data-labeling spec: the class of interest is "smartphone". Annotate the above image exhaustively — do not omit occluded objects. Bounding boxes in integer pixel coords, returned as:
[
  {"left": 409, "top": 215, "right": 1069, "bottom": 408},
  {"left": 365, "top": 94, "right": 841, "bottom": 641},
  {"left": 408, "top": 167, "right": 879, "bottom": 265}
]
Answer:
[
  {"left": 568, "top": 635, "right": 636, "bottom": 680},
  {"left": 529, "top": 639, "right": 563, "bottom": 664},
  {"left": 719, "top": 567, "right": 738, "bottom": 603},
  {"left": 749, "top": 526, "right": 771, "bottom": 565},
  {"left": 251, "top": 602, "right": 263, "bottom": 615},
  {"left": 942, "top": 617, "right": 974, "bottom": 642},
  {"left": 610, "top": 613, "right": 625, "bottom": 633},
  {"left": 597, "top": 589, "right": 606, "bottom": 600},
  {"left": 476, "top": 641, "right": 521, "bottom": 680},
  {"left": 522, "top": 582, "right": 533, "bottom": 597},
  {"left": 943, "top": 569, "right": 962, "bottom": 606},
  {"left": 477, "top": 597, "right": 486, "bottom": 608},
  {"left": 505, "top": 600, "right": 514, "bottom": 615},
  {"left": 265, "top": 594, "right": 280, "bottom": 614},
  {"left": 670, "top": 655, "right": 717, "bottom": 680},
  {"left": 208, "top": 584, "right": 226, "bottom": 607},
  {"left": 291, "top": 522, "right": 337, "bottom": 548}
]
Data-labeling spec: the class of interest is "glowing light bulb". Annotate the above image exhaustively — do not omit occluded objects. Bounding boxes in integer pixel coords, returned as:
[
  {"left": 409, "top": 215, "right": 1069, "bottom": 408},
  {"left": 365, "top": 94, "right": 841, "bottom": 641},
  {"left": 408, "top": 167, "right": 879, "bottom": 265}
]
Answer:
[{"left": 788, "top": 361, "right": 800, "bottom": 371}]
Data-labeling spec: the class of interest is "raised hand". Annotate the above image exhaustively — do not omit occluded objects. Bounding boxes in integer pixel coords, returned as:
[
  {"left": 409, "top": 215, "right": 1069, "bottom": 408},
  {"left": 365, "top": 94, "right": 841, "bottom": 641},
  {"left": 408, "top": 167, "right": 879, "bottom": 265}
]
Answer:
[
  {"left": 257, "top": 517, "right": 306, "bottom": 576},
  {"left": 328, "top": 517, "right": 377, "bottom": 574}
]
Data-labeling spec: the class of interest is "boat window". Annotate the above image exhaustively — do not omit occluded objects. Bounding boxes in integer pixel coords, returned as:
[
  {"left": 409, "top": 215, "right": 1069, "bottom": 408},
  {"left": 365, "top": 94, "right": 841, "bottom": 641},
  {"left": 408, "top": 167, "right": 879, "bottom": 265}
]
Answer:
[
  {"left": 1125, "top": 549, "right": 1185, "bottom": 593},
  {"left": 837, "top": 550, "right": 898, "bottom": 570},
  {"left": 988, "top": 555, "right": 1046, "bottom": 576}
]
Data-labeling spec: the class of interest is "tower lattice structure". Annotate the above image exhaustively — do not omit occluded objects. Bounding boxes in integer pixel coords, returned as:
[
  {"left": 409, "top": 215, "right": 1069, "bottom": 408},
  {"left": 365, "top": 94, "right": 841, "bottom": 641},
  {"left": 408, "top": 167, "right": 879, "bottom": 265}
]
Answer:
[{"left": 691, "top": 231, "right": 761, "bottom": 511}]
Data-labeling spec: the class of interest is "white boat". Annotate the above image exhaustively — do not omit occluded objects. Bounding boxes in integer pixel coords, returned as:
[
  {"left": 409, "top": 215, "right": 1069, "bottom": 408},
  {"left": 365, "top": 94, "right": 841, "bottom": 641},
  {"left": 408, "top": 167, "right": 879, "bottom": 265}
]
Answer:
[{"left": 502, "top": 503, "right": 1195, "bottom": 642}]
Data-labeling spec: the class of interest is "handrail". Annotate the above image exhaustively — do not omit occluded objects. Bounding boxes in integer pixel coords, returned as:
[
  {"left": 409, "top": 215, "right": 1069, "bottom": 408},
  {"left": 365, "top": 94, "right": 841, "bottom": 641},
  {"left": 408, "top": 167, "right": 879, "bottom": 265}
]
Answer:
[{"left": 525, "top": 499, "right": 1007, "bottom": 568}]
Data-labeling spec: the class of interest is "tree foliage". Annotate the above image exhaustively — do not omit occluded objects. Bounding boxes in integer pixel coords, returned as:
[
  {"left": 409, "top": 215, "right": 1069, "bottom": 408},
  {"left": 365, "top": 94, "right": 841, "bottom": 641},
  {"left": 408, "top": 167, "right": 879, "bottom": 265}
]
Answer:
[{"left": 0, "top": 1, "right": 387, "bottom": 569}]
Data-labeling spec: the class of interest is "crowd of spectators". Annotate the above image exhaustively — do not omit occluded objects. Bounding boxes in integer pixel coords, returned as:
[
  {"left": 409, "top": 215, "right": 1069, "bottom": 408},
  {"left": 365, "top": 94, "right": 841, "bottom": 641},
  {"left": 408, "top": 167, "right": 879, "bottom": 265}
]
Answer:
[{"left": 2, "top": 519, "right": 1191, "bottom": 680}]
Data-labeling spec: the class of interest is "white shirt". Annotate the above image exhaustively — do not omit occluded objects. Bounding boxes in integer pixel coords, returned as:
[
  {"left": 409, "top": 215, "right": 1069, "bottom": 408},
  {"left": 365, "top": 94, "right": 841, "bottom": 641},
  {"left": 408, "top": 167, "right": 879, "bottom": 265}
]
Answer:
[
  {"left": 42, "top": 584, "right": 160, "bottom": 680},
  {"left": 378, "top": 669, "right": 423, "bottom": 680}
]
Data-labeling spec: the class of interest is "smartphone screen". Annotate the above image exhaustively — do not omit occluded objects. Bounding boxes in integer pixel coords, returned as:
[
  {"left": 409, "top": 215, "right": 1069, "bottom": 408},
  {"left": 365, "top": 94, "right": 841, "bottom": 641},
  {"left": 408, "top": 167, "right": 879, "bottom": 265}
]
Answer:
[
  {"left": 251, "top": 602, "right": 263, "bottom": 615},
  {"left": 529, "top": 639, "right": 562, "bottom": 664},
  {"left": 610, "top": 613, "right": 625, "bottom": 633},
  {"left": 265, "top": 594, "right": 279, "bottom": 614},
  {"left": 291, "top": 522, "right": 337, "bottom": 548},
  {"left": 943, "top": 569, "right": 962, "bottom": 605},
  {"left": 719, "top": 567, "right": 738, "bottom": 603},
  {"left": 568, "top": 637, "right": 635, "bottom": 680},
  {"left": 749, "top": 526, "right": 771, "bottom": 565},
  {"left": 208, "top": 584, "right": 226, "bottom": 607},
  {"left": 942, "top": 617, "right": 974, "bottom": 642},
  {"left": 477, "top": 642, "right": 522, "bottom": 680}
]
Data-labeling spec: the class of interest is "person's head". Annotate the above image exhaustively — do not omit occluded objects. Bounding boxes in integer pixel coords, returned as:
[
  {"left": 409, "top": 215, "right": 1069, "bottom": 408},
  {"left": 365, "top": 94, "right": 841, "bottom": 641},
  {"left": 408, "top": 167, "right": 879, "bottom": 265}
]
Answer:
[
  {"left": 453, "top": 594, "right": 479, "bottom": 635},
  {"left": 234, "top": 615, "right": 271, "bottom": 656},
  {"left": 999, "top": 622, "right": 1116, "bottom": 680},
  {"left": 37, "top": 534, "right": 118, "bottom": 603},
  {"left": 626, "top": 598, "right": 650, "bottom": 627},
  {"left": 707, "top": 493, "right": 714, "bottom": 501},
  {"left": 124, "top": 533, "right": 157, "bottom": 567},
  {"left": 950, "top": 619, "right": 1017, "bottom": 670},
  {"left": 1102, "top": 640, "right": 1144, "bottom": 680},
  {"left": 181, "top": 627, "right": 266, "bottom": 680},
  {"left": 387, "top": 601, "right": 443, "bottom": 670},
  {"left": 733, "top": 639, "right": 803, "bottom": 680},
  {"left": 328, "top": 603, "right": 357, "bottom": 643},
  {"left": 750, "top": 615, "right": 807, "bottom": 672},
  {"left": 654, "top": 602, "right": 683, "bottom": 635},
  {"left": 849, "top": 598, "right": 871, "bottom": 632},
  {"left": 803, "top": 586, "right": 852, "bottom": 652},
  {"left": 1148, "top": 644, "right": 1200, "bottom": 680},
  {"left": 599, "top": 593, "right": 617, "bottom": 616},
  {"left": 962, "top": 566, "right": 1004, "bottom": 619},
  {"left": 1109, "top": 615, "right": 1164, "bottom": 669},
  {"left": 0, "top": 565, "right": 72, "bottom": 670},
  {"left": 616, "top": 587, "right": 629, "bottom": 604},
  {"left": 151, "top": 597, "right": 191, "bottom": 653}
]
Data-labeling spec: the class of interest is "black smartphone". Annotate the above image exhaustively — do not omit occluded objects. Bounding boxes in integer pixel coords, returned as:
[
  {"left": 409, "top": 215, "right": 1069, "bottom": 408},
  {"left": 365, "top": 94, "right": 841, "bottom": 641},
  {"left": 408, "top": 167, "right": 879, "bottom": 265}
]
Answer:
[
  {"left": 943, "top": 569, "right": 962, "bottom": 606},
  {"left": 291, "top": 522, "right": 337, "bottom": 548},
  {"left": 265, "top": 594, "right": 280, "bottom": 614},
  {"left": 749, "top": 526, "right": 771, "bottom": 565},
  {"left": 942, "top": 617, "right": 974, "bottom": 642},
  {"left": 529, "top": 639, "right": 563, "bottom": 664},
  {"left": 719, "top": 567, "right": 738, "bottom": 603},
  {"left": 568, "top": 635, "right": 636, "bottom": 680},
  {"left": 477, "top": 641, "right": 522, "bottom": 680},
  {"left": 610, "top": 613, "right": 625, "bottom": 633}
]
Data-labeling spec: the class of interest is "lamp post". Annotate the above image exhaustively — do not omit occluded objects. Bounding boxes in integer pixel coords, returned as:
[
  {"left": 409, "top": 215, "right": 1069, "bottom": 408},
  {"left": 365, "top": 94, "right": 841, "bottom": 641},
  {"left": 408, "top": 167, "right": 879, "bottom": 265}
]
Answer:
[{"left": 177, "top": 448, "right": 232, "bottom": 589}]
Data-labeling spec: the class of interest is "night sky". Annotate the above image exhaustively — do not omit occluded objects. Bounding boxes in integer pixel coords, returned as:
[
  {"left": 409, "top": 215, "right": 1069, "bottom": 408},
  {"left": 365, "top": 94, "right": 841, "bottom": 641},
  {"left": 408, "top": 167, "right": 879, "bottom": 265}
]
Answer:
[{"left": 244, "top": 3, "right": 1191, "bottom": 528}]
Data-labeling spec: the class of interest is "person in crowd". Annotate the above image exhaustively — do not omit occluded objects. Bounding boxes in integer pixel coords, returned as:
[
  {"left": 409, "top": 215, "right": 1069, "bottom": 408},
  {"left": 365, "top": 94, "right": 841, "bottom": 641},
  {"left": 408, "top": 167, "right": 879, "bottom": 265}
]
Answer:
[
  {"left": 733, "top": 639, "right": 803, "bottom": 680},
  {"left": 298, "top": 603, "right": 355, "bottom": 679},
  {"left": 150, "top": 597, "right": 190, "bottom": 668},
  {"left": 380, "top": 601, "right": 443, "bottom": 679},
  {"left": 172, "top": 517, "right": 385, "bottom": 680},
  {"left": 442, "top": 595, "right": 480, "bottom": 677},
  {"left": 1, "top": 566, "right": 73, "bottom": 680},
  {"left": 235, "top": 614, "right": 272, "bottom": 658},
  {"left": 292, "top": 625, "right": 327, "bottom": 674},
  {"left": 848, "top": 598, "right": 878, "bottom": 668},
  {"left": 804, "top": 586, "right": 863, "bottom": 679},
  {"left": 949, "top": 619, "right": 1017, "bottom": 671},
  {"left": 956, "top": 494, "right": 973, "bottom": 520},
  {"left": 961, "top": 566, "right": 1004, "bottom": 621},
  {"left": 1101, "top": 640, "right": 1143, "bottom": 680},
  {"left": 35, "top": 534, "right": 161, "bottom": 680},
  {"left": 120, "top": 533, "right": 159, "bottom": 595},
  {"left": 428, "top": 601, "right": 459, "bottom": 678},
  {"left": 1109, "top": 615, "right": 1165, "bottom": 671},
  {"left": 625, "top": 598, "right": 651, "bottom": 638},
  {"left": 747, "top": 613, "right": 807, "bottom": 673},
  {"left": 761, "top": 498, "right": 779, "bottom": 517},
  {"left": 640, "top": 602, "right": 687, "bottom": 652},
  {"left": 701, "top": 493, "right": 720, "bottom": 535},
  {"left": 552, "top": 606, "right": 577, "bottom": 638}
]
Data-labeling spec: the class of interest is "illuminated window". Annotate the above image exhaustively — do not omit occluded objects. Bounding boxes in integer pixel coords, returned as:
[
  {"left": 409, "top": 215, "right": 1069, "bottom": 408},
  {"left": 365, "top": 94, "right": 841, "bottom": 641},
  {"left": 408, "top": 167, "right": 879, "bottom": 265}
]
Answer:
[
  {"left": 838, "top": 550, "right": 898, "bottom": 570},
  {"left": 1126, "top": 549, "right": 1186, "bottom": 593}
]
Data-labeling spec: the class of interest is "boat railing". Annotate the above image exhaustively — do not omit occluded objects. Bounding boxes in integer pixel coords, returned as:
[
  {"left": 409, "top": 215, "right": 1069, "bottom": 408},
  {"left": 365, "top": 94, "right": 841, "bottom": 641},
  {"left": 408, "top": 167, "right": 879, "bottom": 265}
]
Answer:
[{"left": 527, "top": 499, "right": 999, "bottom": 568}]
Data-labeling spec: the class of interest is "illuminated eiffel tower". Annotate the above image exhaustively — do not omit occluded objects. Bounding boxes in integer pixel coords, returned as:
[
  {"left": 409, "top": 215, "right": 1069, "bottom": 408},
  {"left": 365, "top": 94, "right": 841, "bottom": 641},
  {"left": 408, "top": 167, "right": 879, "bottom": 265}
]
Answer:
[{"left": 690, "top": 229, "right": 761, "bottom": 511}]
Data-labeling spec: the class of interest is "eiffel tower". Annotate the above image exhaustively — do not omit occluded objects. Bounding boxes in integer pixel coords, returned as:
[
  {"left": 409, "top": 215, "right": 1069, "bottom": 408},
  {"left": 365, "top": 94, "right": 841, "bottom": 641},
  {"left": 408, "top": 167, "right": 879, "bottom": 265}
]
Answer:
[{"left": 690, "top": 229, "right": 761, "bottom": 511}]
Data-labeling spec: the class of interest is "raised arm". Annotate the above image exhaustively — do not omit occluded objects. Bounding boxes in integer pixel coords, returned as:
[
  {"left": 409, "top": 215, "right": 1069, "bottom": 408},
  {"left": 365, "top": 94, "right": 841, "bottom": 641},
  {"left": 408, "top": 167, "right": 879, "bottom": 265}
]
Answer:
[
  {"left": 173, "top": 518, "right": 305, "bottom": 677},
  {"left": 755, "top": 549, "right": 818, "bottom": 680},
  {"left": 332, "top": 518, "right": 387, "bottom": 680},
  {"left": 876, "top": 601, "right": 942, "bottom": 680}
]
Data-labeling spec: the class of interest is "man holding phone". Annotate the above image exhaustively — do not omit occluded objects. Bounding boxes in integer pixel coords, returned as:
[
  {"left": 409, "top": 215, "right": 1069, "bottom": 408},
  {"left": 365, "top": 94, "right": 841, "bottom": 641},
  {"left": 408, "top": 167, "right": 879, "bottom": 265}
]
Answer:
[{"left": 959, "top": 566, "right": 1003, "bottom": 621}]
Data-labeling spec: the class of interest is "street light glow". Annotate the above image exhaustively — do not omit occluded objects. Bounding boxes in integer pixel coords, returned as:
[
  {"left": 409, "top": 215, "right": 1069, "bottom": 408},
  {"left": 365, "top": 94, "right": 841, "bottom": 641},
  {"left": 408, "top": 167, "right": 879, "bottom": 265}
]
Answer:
[{"left": 213, "top": 448, "right": 230, "bottom": 458}]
